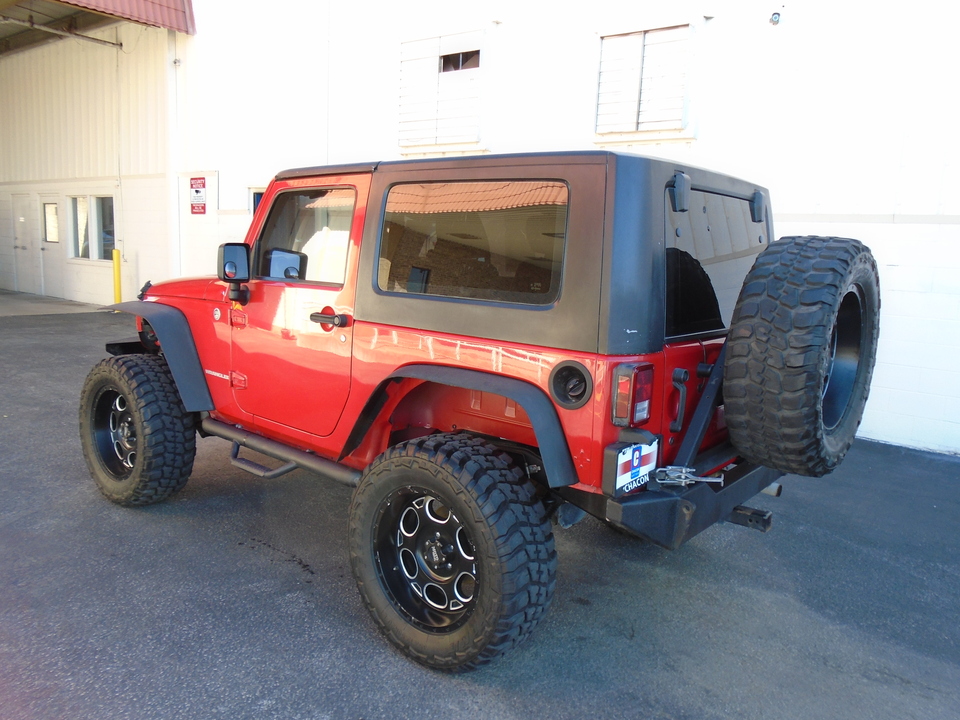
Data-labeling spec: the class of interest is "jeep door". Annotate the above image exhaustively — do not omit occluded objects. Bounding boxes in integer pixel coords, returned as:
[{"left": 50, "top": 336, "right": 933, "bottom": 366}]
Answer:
[{"left": 229, "top": 174, "right": 370, "bottom": 437}]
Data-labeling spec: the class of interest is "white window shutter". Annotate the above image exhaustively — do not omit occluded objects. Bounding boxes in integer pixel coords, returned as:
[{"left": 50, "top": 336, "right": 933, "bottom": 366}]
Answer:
[
  {"left": 597, "top": 25, "right": 689, "bottom": 134},
  {"left": 400, "top": 39, "right": 441, "bottom": 147},
  {"left": 597, "top": 33, "right": 645, "bottom": 134},
  {"left": 637, "top": 25, "right": 689, "bottom": 131}
]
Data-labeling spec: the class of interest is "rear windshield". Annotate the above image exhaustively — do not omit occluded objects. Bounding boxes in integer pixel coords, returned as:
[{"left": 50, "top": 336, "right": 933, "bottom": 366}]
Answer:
[
  {"left": 378, "top": 180, "right": 568, "bottom": 305},
  {"left": 665, "top": 190, "right": 766, "bottom": 337}
]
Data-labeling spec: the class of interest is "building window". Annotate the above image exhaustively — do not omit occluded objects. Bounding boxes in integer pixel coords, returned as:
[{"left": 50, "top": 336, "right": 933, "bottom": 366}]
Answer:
[
  {"left": 378, "top": 180, "right": 568, "bottom": 305},
  {"left": 251, "top": 190, "right": 265, "bottom": 214},
  {"left": 98, "top": 197, "right": 115, "bottom": 256},
  {"left": 71, "top": 195, "right": 115, "bottom": 260},
  {"left": 43, "top": 203, "right": 59, "bottom": 243},
  {"left": 72, "top": 197, "right": 89, "bottom": 258},
  {"left": 399, "top": 31, "right": 483, "bottom": 149},
  {"left": 441, "top": 50, "right": 479, "bottom": 72},
  {"left": 596, "top": 25, "right": 690, "bottom": 134}
]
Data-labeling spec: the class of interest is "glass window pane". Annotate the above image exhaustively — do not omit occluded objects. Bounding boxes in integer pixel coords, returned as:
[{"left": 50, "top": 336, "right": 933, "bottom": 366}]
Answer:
[
  {"left": 379, "top": 180, "right": 568, "bottom": 305},
  {"left": 97, "top": 197, "right": 115, "bottom": 258},
  {"left": 72, "top": 197, "right": 89, "bottom": 259},
  {"left": 43, "top": 203, "right": 59, "bottom": 243},
  {"left": 664, "top": 188, "right": 765, "bottom": 336},
  {"left": 256, "top": 188, "right": 356, "bottom": 284}
]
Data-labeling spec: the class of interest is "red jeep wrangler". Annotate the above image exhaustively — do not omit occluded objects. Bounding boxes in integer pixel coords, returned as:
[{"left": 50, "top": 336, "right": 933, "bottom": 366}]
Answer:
[{"left": 79, "top": 152, "right": 880, "bottom": 670}]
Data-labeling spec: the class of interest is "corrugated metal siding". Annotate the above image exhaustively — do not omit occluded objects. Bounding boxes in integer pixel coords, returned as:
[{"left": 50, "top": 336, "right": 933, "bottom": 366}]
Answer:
[
  {"left": 596, "top": 25, "right": 689, "bottom": 134},
  {"left": 0, "top": 24, "right": 168, "bottom": 183}
]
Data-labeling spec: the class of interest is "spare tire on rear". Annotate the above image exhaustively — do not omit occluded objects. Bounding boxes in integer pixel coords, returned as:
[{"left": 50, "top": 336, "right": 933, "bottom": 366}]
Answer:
[{"left": 723, "top": 236, "right": 880, "bottom": 477}]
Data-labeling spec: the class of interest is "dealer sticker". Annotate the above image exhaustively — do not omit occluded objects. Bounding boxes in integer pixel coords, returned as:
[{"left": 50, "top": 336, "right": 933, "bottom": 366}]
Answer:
[{"left": 615, "top": 440, "right": 658, "bottom": 494}]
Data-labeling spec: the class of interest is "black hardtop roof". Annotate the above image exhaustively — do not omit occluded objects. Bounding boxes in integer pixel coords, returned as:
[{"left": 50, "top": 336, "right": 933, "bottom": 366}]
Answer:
[
  {"left": 273, "top": 151, "right": 765, "bottom": 197},
  {"left": 274, "top": 150, "right": 621, "bottom": 181}
]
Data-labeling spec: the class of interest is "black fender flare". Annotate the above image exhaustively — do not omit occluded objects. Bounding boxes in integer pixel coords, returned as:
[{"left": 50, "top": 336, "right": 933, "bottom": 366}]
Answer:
[
  {"left": 343, "top": 364, "right": 578, "bottom": 488},
  {"left": 109, "top": 301, "right": 214, "bottom": 412}
]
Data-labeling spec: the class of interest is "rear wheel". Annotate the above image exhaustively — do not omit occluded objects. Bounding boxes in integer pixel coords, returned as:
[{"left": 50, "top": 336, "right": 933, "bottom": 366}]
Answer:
[
  {"left": 348, "top": 433, "right": 556, "bottom": 671},
  {"left": 724, "top": 236, "right": 880, "bottom": 476},
  {"left": 79, "top": 354, "right": 196, "bottom": 505}
]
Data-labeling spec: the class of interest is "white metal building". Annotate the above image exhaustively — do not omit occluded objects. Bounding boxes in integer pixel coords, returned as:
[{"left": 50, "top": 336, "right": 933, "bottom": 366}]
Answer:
[{"left": 1, "top": 0, "right": 957, "bottom": 454}]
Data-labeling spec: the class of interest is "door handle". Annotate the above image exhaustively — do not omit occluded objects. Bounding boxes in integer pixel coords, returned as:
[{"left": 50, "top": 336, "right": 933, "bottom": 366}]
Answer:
[{"left": 310, "top": 312, "right": 350, "bottom": 327}]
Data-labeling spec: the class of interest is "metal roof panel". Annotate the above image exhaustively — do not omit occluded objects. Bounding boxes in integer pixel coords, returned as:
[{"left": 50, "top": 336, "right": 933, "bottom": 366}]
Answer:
[{"left": 58, "top": 0, "right": 195, "bottom": 34}]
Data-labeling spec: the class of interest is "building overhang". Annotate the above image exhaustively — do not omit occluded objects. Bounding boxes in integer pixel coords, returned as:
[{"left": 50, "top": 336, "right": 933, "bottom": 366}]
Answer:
[{"left": 0, "top": 0, "right": 195, "bottom": 57}]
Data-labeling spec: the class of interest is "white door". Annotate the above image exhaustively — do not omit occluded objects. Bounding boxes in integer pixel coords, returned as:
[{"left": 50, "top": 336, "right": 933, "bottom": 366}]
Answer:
[
  {"left": 39, "top": 198, "right": 66, "bottom": 298},
  {"left": 13, "top": 195, "right": 41, "bottom": 294}
]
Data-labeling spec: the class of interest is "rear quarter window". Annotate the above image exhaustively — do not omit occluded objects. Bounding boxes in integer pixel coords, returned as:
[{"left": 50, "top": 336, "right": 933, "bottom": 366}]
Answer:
[{"left": 378, "top": 180, "right": 568, "bottom": 305}]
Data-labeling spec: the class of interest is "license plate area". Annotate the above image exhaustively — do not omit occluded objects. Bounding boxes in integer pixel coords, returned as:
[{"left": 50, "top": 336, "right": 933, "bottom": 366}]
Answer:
[{"left": 614, "top": 440, "right": 659, "bottom": 495}]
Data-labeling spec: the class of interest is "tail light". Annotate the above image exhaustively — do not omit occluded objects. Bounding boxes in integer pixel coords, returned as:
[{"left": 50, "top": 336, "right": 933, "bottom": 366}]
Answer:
[{"left": 612, "top": 363, "right": 654, "bottom": 427}]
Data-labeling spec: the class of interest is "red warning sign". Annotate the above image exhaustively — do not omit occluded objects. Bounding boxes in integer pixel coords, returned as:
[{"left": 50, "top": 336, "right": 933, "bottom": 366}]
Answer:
[{"left": 190, "top": 177, "right": 206, "bottom": 214}]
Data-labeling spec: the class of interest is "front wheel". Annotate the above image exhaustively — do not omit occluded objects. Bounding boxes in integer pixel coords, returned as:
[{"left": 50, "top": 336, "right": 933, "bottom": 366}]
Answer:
[
  {"left": 79, "top": 354, "right": 196, "bottom": 506},
  {"left": 348, "top": 433, "right": 556, "bottom": 671}
]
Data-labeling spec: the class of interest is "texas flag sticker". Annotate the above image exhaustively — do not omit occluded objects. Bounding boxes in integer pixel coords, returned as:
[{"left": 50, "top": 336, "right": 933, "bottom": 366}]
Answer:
[{"left": 615, "top": 440, "right": 658, "bottom": 493}]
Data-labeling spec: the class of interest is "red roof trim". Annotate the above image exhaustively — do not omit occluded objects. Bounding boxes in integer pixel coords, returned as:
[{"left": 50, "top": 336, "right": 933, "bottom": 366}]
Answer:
[{"left": 58, "top": 0, "right": 196, "bottom": 35}]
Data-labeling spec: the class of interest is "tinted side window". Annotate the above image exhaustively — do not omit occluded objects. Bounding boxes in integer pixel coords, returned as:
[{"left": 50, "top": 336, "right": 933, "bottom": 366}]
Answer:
[
  {"left": 665, "top": 189, "right": 765, "bottom": 336},
  {"left": 256, "top": 188, "right": 356, "bottom": 284},
  {"left": 378, "top": 181, "right": 568, "bottom": 305}
]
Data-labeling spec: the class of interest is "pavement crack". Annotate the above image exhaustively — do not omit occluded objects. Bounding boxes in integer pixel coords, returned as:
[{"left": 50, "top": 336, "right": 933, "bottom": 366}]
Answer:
[{"left": 240, "top": 537, "right": 317, "bottom": 576}]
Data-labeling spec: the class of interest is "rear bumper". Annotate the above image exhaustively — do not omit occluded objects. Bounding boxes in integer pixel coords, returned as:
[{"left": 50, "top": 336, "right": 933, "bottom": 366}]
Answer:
[{"left": 560, "top": 461, "right": 784, "bottom": 550}]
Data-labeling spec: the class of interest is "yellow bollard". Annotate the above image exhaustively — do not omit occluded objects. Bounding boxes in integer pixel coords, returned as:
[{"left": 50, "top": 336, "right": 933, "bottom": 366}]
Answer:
[{"left": 112, "top": 248, "right": 122, "bottom": 303}]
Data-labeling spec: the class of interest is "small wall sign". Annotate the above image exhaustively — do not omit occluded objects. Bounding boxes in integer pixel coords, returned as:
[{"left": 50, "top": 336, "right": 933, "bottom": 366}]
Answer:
[{"left": 191, "top": 177, "right": 206, "bottom": 214}]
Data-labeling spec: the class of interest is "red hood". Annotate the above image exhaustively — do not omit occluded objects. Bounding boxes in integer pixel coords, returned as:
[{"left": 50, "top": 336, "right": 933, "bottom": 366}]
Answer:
[{"left": 141, "top": 276, "right": 221, "bottom": 302}]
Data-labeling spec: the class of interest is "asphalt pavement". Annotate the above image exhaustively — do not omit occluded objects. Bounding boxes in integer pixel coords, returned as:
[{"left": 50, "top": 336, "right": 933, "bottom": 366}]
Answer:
[{"left": 1, "top": 292, "right": 958, "bottom": 720}]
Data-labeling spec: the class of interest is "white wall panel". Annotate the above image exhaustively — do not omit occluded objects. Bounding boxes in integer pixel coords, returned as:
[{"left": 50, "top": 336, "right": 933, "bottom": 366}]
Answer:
[
  {"left": 0, "top": 23, "right": 171, "bottom": 302},
  {"left": 776, "top": 218, "right": 960, "bottom": 455},
  {"left": 0, "top": 24, "right": 168, "bottom": 183}
]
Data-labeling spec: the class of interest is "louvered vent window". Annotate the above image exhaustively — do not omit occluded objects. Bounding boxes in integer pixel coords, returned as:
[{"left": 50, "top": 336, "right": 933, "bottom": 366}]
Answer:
[
  {"left": 400, "top": 32, "right": 482, "bottom": 148},
  {"left": 596, "top": 25, "right": 690, "bottom": 134}
]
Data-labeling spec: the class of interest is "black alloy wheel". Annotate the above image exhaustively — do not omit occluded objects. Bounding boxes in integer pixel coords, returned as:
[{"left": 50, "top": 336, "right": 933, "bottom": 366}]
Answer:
[
  {"left": 92, "top": 388, "right": 138, "bottom": 478},
  {"left": 374, "top": 489, "right": 478, "bottom": 631},
  {"left": 79, "top": 354, "right": 196, "bottom": 506},
  {"left": 348, "top": 433, "right": 556, "bottom": 670}
]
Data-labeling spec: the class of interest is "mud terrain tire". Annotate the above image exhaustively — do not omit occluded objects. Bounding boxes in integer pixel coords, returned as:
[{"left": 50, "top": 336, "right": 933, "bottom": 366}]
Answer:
[
  {"left": 348, "top": 433, "right": 556, "bottom": 671},
  {"left": 79, "top": 354, "right": 196, "bottom": 505},
  {"left": 724, "top": 236, "right": 880, "bottom": 476}
]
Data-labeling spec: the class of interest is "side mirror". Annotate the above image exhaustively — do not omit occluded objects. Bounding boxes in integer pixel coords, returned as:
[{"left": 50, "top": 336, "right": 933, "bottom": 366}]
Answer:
[
  {"left": 218, "top": 243, "right": 250, "bottom": 304},
  {"left": 218, "top": 243, "right": 250, "bottom": 282}
]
